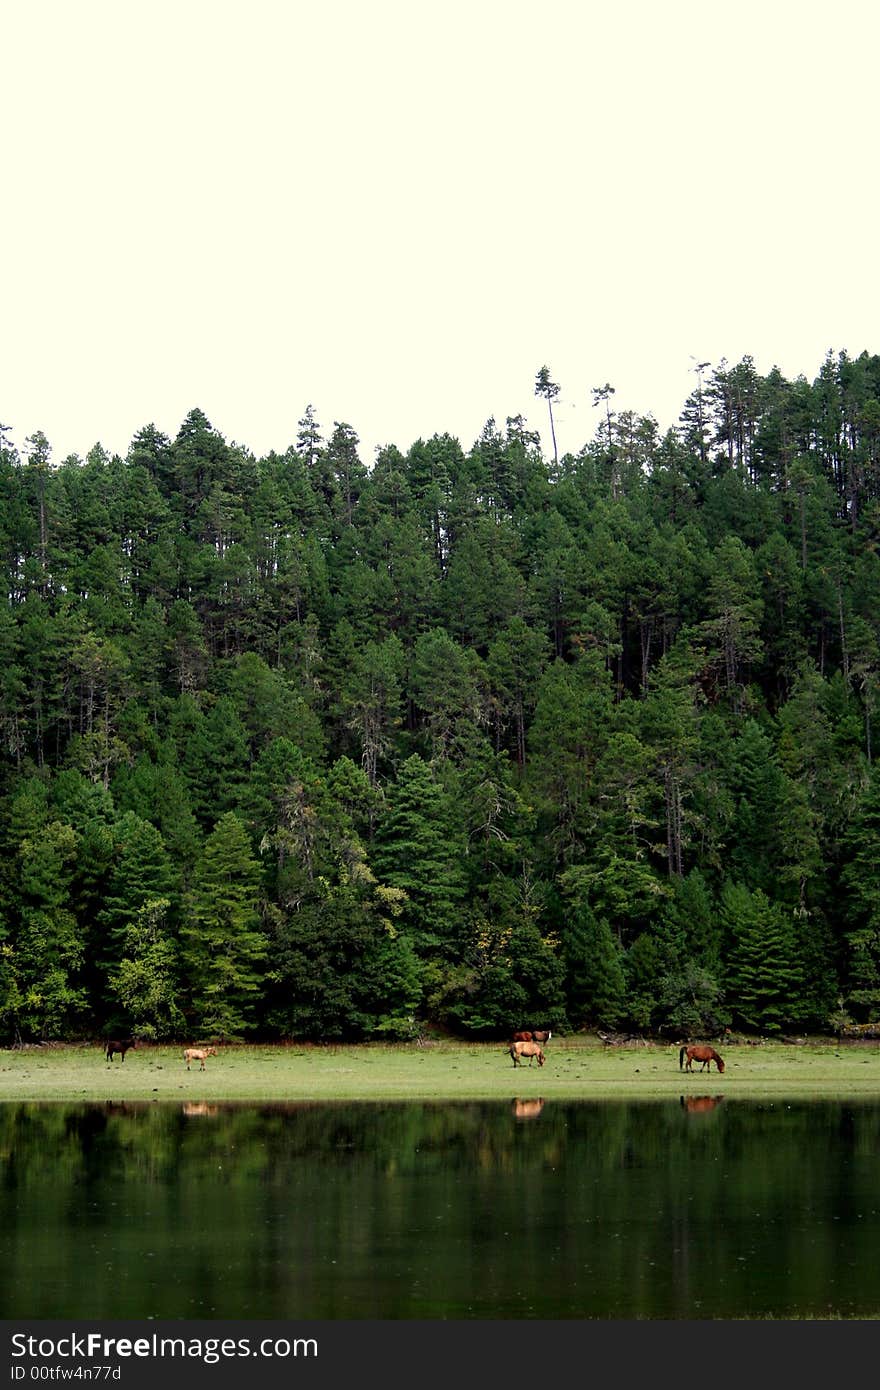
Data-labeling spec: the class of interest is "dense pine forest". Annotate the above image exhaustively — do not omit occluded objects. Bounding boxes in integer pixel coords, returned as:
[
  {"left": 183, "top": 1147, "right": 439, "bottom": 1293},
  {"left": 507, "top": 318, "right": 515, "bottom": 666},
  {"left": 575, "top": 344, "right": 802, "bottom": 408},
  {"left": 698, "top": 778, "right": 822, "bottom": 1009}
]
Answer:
[{"left": 2, "top": 349, "right": 880, "bottom": 1045}]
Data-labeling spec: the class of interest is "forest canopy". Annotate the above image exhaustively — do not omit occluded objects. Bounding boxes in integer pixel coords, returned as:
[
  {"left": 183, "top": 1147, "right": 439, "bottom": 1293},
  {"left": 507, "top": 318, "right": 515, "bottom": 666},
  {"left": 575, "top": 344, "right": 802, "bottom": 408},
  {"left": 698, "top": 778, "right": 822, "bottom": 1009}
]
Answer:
[{"left": 1, "top": 348, "right": 880, "bottom": 1043}]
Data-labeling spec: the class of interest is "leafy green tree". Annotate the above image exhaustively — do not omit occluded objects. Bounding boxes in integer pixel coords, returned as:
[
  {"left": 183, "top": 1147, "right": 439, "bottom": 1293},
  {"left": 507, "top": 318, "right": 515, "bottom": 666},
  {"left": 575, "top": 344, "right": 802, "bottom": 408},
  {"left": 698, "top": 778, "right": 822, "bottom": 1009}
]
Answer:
[
  {"left": 264, "top": 850, "right": 418, "bottom": 1041},
  {"left": 442, "top": 916, "right": 566, "bottom": 1037},
  {"left": 13, "top": 819, "right": 87, "bottom": 1038},
  {"left": 107, "top": 897, "right": 185, "bottom": 1039},
  {"left": 180, "top": 812, "right": 268, "bottom": 1038}
]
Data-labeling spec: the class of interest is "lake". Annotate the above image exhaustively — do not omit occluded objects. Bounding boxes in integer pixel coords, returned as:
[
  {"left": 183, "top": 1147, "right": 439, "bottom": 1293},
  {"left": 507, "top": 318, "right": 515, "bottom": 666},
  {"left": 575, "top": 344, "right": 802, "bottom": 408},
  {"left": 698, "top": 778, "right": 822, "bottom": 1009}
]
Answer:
[{"left": 1, "top": 1096, "right": 879, "bottom": 1319}]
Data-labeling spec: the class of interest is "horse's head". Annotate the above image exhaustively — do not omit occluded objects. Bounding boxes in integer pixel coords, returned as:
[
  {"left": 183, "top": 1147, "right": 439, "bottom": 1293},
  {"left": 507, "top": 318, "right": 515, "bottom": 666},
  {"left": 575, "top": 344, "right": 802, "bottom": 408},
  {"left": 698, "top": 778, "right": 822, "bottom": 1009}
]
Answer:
[{"left": 715, "top": 1055, "right": 725, "bottom": 1072}]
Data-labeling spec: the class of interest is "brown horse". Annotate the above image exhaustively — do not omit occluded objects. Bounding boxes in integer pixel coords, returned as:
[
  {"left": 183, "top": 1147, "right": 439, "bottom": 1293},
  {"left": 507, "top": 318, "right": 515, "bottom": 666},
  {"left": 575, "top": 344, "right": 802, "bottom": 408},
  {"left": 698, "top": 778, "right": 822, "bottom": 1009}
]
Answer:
[
  {"left": 512, "top": 1031, "right": 534, "bottom": 1042},
  {"left": 512, "top": 1029, "right": 552, "bottom": 1043},
  {"left": 105, "top": 1038, "right": 137, "bottom": 1063},
  {"left": 509, "top": 1040, "right": 545, "bottom": 1067},
  {"left": 184, "top": 1046, "right": 218, "bottom": 1071},
  {"left": 680, "top": 1044, "right": 725, "bottom": 1073}
]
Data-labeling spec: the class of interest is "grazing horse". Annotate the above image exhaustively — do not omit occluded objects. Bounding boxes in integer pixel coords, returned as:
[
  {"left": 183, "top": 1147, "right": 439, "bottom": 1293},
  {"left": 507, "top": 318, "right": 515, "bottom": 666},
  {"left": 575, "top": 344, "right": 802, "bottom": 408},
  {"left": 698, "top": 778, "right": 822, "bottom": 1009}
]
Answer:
[
  {"left": 509, "top": 1040, "right": 545, "bottom": 1067},
  {"left": 679, "top": 1044, "right": 725, "bottom": 1074},
  {"left": 105, "top": 1037, "right": 137, "bottom": 1063},
  {"left": 512, "top": 1031, "right": 534, "bottom": 1042},
  {"left": 512, "top": 1029, "right": 552, "bottom": 1043},
  {"left": 184, "top": 1046, "right": 218, "bottom": 1071}
]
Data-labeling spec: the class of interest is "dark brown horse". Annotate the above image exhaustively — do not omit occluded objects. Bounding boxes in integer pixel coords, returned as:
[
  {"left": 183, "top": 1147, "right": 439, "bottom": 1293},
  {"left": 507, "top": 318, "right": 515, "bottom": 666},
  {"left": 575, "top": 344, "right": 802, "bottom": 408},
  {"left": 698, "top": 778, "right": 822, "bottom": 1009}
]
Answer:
[
  {"left": 512, "top": 1029, "right": 552, "bottom": 1043},
  {"left": 512, "top": 1031, "right": 534, "bottom": 1042},
  {"left": 509, "top": 1040, "right": 545, "bottom": 1067},
  {"left": 105, "top": 1037, "right": 137, "bottom": 1063},
  {"left": 679, "top": 1044, "right": 725, "bottom": 1073}
]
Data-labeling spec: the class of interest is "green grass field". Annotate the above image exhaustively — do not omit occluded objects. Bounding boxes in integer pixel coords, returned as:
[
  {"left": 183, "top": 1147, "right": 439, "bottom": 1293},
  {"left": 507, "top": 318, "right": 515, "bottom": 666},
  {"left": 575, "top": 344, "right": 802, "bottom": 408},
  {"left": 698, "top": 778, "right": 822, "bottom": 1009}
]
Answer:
[{"left": 2, "top": 1035, "right": 880, "bottom": 1104}]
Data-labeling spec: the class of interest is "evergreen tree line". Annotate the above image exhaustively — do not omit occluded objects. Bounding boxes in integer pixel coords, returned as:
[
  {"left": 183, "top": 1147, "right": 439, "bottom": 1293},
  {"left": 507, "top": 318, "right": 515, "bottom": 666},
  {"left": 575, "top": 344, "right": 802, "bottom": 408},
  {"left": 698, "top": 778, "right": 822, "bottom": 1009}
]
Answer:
[{"left": 1, "top": 348, "right": 880, "bottom": 1043}]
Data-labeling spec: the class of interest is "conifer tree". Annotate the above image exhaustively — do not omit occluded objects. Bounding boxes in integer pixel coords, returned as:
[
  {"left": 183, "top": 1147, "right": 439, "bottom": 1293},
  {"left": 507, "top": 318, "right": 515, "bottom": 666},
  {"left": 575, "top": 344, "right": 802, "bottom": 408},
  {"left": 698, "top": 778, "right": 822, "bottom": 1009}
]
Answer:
[
  {"left": 370, "top": 755, "right": 467, "bottom": 957},
  {"left": 722, "top": 882, "right": 804, "bottom": 1032},
  {"left": 180, "top": 812, "right": 267, "bottom": 1038},
  {"left": 561, "top": 899, "right": 627, "bottom": 1029}
]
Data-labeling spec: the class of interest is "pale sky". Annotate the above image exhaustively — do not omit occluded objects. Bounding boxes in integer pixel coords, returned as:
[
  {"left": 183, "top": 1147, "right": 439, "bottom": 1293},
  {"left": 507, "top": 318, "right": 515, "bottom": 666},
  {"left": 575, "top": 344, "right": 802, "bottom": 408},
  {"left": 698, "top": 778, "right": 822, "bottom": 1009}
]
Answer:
[{"left": 3, "top": 0, "right": 879, "bottom": 467}]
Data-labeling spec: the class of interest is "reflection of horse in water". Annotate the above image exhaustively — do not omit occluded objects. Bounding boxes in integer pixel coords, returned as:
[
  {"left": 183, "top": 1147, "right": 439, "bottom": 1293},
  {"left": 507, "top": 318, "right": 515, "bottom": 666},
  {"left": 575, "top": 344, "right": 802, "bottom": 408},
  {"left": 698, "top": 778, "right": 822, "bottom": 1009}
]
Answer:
[
  {"left": 680, "top": 1094, "right": 724, "bottom": 1113},
  {"left": 680, "top": 1044, "right": 725, "bottom": 1073},
  {"left": 513, "top": 1097, "right": 545, "bottom": 1119},
  {"left": 182, "top": 1102, "right": 219, "bottom": 1117}
]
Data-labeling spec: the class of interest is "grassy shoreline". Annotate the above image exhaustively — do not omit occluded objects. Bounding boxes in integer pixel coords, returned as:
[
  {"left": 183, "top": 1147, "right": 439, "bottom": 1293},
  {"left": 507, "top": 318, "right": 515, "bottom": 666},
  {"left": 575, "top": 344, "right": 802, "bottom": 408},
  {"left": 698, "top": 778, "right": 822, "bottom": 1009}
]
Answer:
[{"left": 2, "top": 1036, "right": 880, "bottom": 1104}]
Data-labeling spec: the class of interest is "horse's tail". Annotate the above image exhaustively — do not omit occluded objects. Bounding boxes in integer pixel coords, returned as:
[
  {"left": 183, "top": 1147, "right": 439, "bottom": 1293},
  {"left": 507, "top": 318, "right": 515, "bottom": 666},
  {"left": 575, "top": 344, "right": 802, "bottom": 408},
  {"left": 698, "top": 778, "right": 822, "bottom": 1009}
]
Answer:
[{"left": 679, "top": 1046, "right": 686, "bottom": 1070}]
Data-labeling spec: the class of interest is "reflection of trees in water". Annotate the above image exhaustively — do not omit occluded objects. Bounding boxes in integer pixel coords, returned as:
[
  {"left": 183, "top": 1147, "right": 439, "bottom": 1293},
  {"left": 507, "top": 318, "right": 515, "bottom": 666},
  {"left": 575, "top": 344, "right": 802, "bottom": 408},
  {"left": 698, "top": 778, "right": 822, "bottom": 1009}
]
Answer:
[
  {"left": 5, "top": 1096, "right": 878, "bottom": 1186},
  {"left": 3, "top": 1100, "right": 880, "bottom": 1318}
]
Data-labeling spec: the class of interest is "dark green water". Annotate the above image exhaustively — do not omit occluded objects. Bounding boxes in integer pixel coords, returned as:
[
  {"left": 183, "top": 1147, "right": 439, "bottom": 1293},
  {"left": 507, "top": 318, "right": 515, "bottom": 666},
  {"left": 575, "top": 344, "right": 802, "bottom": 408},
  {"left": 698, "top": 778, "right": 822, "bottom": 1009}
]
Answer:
[{"left": 1, "top": 1097, "right": 879, "bottom": 1320}]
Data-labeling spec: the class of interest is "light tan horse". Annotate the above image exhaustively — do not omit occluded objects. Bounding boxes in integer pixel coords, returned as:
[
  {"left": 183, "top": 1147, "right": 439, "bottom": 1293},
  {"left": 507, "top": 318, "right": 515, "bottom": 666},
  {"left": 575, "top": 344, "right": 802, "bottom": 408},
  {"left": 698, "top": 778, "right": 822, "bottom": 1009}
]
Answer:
[
  {"left": 184, "top": 1046, "right": 218, "bottom": 1071},
  {"left": 509, "top": 1040, "right": 546, "bottom": 1067}
]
